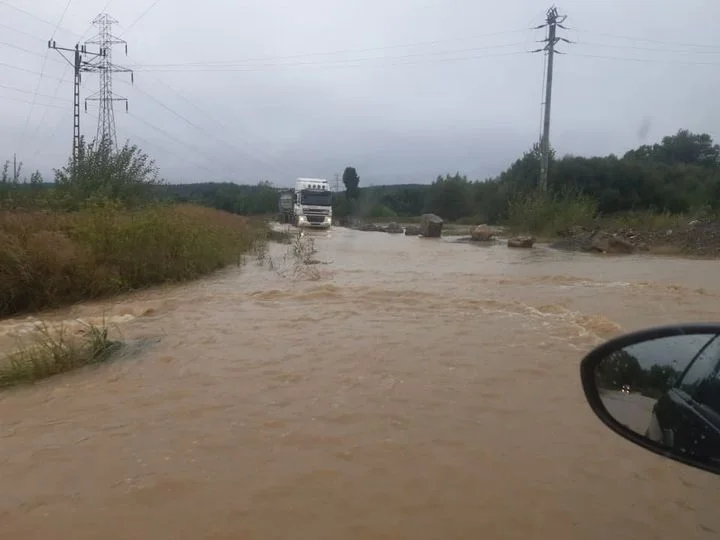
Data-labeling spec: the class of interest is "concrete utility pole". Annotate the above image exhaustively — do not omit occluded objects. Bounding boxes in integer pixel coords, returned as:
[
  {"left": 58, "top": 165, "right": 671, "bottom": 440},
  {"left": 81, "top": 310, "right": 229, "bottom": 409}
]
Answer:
[
  {"left": 532, "top": 6, "right": 570, "bottom": 191},
  {"left": 48, "top": 40, "right": 104, "bottom": 167},
  {"left": 84, "top": 13, "right": 134, "bottom": 150},
  {"left": 334, "top": 172, "right": 340, "bottom": 192}
]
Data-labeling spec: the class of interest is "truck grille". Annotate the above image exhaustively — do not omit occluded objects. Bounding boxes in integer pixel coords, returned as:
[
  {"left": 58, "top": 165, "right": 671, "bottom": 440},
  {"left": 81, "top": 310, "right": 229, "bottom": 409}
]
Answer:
[{"left": 307, "top": 215, "right": 326, "bottom": 224}]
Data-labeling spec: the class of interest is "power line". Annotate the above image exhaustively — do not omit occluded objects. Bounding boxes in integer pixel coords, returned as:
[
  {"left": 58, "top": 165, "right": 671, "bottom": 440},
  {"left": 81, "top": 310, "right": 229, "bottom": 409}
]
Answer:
[
  {"left": 569, "top": 28, "right": 720, "bottom": 51},
  {"left": 0, "top": 39, "right": 67, "bottom": 65},
  {"left": 19, "top": 0, "right": 74, "bottom": 155},
  {"left": 131, "top": 49, "right": 532, "bottom": 73},
  {"left": 0, "top": 21, "right": 46, "bottom": 41},
  {"left": 0, "top": 62, "right": 65, "bottom": 81},
  {"left": 120, "top": 61, "right": 290, "bottom": 171},
  {"left": 24, "top": 20, "right": 98, "bottom": 156},
  {"left": 567, "top": 52, "right": 720, "bottom": 66},
  {"left": 161, "top": 28, "right": 530, "bottom": 64},
  {"left": 131, "top": 39, "right": 531, "bottom": 69},
  {"left": 0, "top": 82, "right": 72, "bottom": 101},
  {"left": 0, "top": 93, "right": 67, "bottom": 109},
  {"left": 120, "top": 126, "right": 227, "bottom": 181},
  {"left": 126, "top": 112, "right": 241, "bottom": 178},
  {"left": 30, "top": 107, "right": 73, "bottom": 159},
  {"left": 574, "top": 41, "right": 720, "bottom": 55},
  {"left": 119, "top": 0, "right": 163, "bottom": 37},
  {"left": 51, "top": 0, "right": 74, "bottom": 40},
  {"left": 119, "top": 79, "right": 290, "bottom": 176},
  {"left": 0, "top": 0, "right": 80, "bottom": 37}
]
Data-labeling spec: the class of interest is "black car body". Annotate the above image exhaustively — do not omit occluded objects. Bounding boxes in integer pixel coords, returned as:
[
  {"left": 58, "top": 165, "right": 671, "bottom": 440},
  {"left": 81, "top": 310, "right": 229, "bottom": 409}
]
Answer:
[{"left": 646, "top": 334, "right": 720, "bottom": 465}]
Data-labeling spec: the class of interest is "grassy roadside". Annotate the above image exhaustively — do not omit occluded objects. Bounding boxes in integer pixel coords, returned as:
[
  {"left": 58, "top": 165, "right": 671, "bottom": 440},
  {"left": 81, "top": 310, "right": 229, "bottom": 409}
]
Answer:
[
  {"left": 505, "top": 189, "right": 720, "bottom": 256},
  {"left": 344, "top": 188, "right": 719, "bottom": 256},
  {"left": 0, "top": 202, "right": 271, "bottom": 317}
]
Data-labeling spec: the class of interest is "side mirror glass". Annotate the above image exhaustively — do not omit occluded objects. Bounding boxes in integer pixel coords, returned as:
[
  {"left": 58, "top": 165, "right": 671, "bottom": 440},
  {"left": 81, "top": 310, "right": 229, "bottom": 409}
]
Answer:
[{"left": 580, "top": 324, "right": 720, "bottom": 475}]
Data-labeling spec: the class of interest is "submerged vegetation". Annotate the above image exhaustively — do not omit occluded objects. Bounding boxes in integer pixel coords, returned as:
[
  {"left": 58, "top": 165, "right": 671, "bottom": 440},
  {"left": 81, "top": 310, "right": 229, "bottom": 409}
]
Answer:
[{"left": 0, "top": 321, "right": 120, "bottom": 389}]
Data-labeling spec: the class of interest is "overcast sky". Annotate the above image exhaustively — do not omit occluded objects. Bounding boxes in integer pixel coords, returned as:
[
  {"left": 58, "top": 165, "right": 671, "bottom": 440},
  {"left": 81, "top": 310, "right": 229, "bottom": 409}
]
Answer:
[{"left": 1, "top": 0, "right": 719, "bottom": 187}]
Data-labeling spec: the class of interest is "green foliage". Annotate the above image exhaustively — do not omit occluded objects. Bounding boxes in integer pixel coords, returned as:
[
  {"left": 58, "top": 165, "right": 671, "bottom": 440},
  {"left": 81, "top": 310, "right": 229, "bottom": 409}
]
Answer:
[
  {"left": 160, "top": 181, "right": 280, "bottom": 215},
  {"left": 624, "top": 129, "right": 720, "bottom": 168},
  {"left": 54, "top": 136, "right": 163, "bottom": 209},
  {"left": 507, "top": 187, "right": 597, "bottom": 236},
  {"left": 342, "top": 166, "right": 360, "bottom": 200},
  {"left": 0, "top": 139, "right": 272, "bottom": 318},
  {"left": 423, "top": 174, "right": 474, "bottom": 221}
]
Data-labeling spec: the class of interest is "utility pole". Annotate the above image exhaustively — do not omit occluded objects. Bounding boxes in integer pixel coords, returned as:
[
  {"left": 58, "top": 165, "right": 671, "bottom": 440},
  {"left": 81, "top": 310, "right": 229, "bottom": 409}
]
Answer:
[
  {"left": 532, "top": 6, "right": 570, "bottom": 191},
  {"left": 83, "top": 13, "right": 134, "bottom": 149},
  {"left": 13, "top": 153, "right": 17, "bottom": 182},
  {"left": 48, "top": 40, "right": 104, "bottom": 167},
  {"left": 334, "top": 172, "right": 340, "bottom": 192}
]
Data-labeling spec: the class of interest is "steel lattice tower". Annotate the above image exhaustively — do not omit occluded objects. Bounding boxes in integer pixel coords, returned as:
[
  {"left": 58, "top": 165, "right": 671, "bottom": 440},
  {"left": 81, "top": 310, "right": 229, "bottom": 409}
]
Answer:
[{"left": 84, "top": 13, "right": 133, "bottom": 149}]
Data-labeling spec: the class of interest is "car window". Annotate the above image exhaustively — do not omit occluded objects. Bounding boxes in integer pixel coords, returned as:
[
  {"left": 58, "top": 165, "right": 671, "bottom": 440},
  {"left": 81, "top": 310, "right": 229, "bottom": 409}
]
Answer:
[
  {"left": 696, "top": 370, "right": 720, "bottom": 417},
  {"left": 679, "top": 335, "right": 720, "bottom": 398}
]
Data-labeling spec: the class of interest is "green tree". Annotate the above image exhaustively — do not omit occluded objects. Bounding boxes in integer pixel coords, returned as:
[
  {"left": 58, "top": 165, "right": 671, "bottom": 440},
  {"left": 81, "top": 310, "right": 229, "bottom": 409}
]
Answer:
[
  {"left": 624, "top": 129, "right": 720, "bottom": 168},
  {"left": 424, "top": 173, "right": 473, "bottom": 221},
  {"left": 342, "top": 166, "right": 360, "bottom": 200},
  {"left": 55, "top": 136, "right": 163, "bottom": 208}
]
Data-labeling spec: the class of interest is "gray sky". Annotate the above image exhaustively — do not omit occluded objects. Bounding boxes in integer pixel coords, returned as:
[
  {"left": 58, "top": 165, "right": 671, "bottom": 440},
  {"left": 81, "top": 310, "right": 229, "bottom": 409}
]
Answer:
[{"left": 1, "top": 0, "right": 719, "bottom": 187}]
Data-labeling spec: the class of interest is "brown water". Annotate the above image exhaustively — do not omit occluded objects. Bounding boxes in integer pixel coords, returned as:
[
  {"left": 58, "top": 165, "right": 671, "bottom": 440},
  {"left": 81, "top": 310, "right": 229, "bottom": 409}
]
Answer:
[{"left": 1, "top": 227, "right": 719, "bottom": 539}]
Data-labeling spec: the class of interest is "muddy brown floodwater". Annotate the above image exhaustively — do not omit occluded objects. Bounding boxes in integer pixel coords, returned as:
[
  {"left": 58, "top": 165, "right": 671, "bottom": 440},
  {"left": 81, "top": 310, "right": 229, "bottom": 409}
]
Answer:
[{"left": 1, "top": 227, "right": 720, "bottom": 539}]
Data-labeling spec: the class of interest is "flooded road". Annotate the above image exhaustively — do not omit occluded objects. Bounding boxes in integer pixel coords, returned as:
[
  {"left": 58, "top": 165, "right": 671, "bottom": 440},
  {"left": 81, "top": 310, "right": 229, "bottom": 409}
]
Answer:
[{"left": 1, "top": 227, "right": 719, "bottom": 539}]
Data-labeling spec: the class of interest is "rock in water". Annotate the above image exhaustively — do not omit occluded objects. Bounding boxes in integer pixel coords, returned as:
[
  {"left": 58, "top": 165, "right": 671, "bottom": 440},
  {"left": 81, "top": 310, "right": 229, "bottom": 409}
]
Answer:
[
  {"left": 420, "top": 214, "right": 443, "bottom": 238},
  {"left": 471, "top": 224, "right": 494, "bottom": 241},
  {"left": 508, "top": 236, "right": 535, "bottom": 248},
  {"left": 589, "top": 231, "right": 635, "bottom": 254},
  {"left": 404, "top": 225, "right": 421, "bottom": 236}
]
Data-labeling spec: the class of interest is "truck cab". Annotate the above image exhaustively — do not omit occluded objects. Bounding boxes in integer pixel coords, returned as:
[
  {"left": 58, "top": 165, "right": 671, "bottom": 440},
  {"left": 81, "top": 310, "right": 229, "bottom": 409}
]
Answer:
[{"left": 293, "top": 177, "right": 332, "bottom": 229}]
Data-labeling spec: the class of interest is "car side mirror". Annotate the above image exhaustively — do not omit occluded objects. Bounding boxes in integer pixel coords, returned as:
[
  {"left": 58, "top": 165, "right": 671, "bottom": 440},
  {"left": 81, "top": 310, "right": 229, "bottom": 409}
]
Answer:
[{"left": 580, "top": 324, "right": 720, "bottom": 475}]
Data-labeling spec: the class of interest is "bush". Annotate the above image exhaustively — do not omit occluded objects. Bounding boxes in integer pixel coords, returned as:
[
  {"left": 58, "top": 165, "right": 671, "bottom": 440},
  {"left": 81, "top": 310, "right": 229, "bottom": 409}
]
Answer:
[
  {"left": 0, "top": 320, "right": 120, "bottom": 389},
  {"left": 507, "top": 187, "right": 597, "bottom": 236},
  {"left": 0, "top": 203, "right": 266, "bottom": 316},
  {"left": 54, "top": 136, "right": 162, "bottom": 209}
]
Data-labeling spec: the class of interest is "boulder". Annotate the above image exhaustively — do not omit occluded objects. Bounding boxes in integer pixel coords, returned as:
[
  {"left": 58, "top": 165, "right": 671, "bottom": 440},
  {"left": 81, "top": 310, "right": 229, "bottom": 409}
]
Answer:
[
  {"left": 420, "top": 214, "right": 443, "bottom": 238},
  {"left": 471, "top": 224, "right": 494, "bottom": 241},
  {"left": 589, "top": 231, "right": 635, "bottom": 254},
  {"left": 385, "top": 222, "right": 403, "bottom": 234},
  {"left": 404, "top": 225, "right": 421, "bottom": 236},
  {"left": 508, "top": 236, "right": 535, "bottom": 248}
]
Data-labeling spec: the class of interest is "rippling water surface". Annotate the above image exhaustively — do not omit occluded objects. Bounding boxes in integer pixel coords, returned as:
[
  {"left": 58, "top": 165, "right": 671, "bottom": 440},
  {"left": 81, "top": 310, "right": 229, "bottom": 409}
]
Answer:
[{"left": 1, "top": 227, "right": 719, "bottom": 539}]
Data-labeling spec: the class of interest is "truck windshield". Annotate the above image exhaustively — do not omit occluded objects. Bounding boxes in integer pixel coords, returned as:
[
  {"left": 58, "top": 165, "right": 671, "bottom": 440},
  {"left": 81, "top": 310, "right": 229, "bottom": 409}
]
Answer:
[{"left": 299, "top": 190, "right": 332, "bottom": 206}]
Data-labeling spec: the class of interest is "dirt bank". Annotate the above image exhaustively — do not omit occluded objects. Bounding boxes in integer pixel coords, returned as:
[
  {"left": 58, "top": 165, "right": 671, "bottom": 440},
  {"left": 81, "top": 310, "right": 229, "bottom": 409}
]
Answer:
[{"left": 550, "top": 219, "right": 720, "bottom": 257}]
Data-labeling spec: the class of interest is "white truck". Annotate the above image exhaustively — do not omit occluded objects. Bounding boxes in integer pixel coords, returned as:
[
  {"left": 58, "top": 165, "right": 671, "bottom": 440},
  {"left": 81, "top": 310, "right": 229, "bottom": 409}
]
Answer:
[{"left": 281, "top": 177, "right": 332, "bottom": 229}]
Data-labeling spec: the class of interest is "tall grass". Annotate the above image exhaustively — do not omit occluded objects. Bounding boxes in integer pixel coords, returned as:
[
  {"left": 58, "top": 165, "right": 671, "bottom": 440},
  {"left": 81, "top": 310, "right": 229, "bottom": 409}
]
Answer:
[
  {"left": 0, "top": 321, "right": 120, "bottom": 389},
  {"left": 603, "top": 210, "right": 687, "bottom": 231},
  {"left": 0, "top": 202, "right": 268, "bottom": 316},
  {"left": 507, "top": 187, "right": 597, "bottom": 237}
]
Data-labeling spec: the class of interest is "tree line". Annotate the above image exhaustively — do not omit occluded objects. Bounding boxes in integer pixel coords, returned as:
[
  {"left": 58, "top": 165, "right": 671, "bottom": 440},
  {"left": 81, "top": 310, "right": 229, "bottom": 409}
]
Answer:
[
  {"left": 162, "top": 129, "right": 720, "bottom": 223},
  {"left": 3, "top": 129, "right": 719, "bottom": 222}
]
